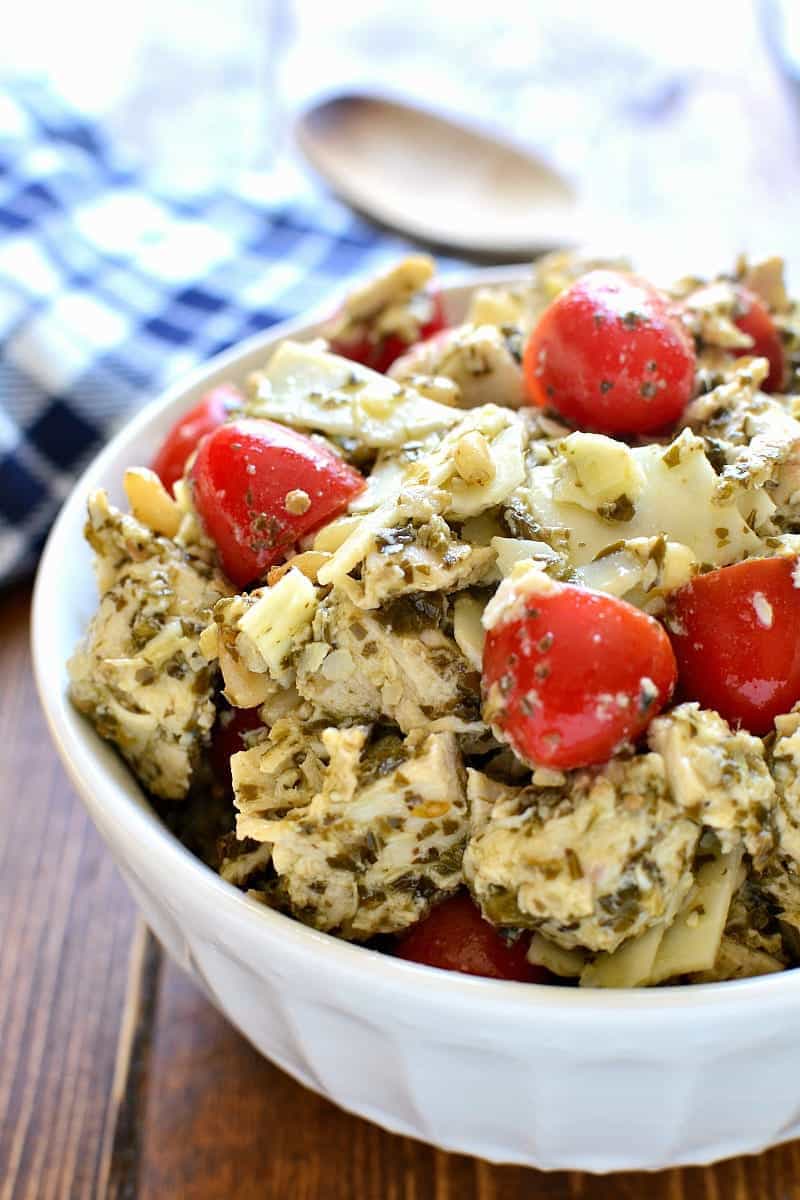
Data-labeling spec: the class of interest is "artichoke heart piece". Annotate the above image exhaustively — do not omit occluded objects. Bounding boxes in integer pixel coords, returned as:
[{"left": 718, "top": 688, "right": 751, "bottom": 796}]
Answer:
[
  {"left": 580, "top": 924, "right": 666, "bottom": 989},
  {"left": 249, "top": 340, "right": 460, "bottom": 450},
  {"left": 518, "top": 428, "right": 762, "bottom": 572},
  {"left": 452, "top": 593, "right": 486, "bottom": 670},
  {"left": 647, "top": 847, "right": 745, "bottom": 985},
  {"left": 331, "top": 254, "right": 435, "bottom": 342},
  {"left": 553, "top": 432, "right": 646, "bottom": 513}
]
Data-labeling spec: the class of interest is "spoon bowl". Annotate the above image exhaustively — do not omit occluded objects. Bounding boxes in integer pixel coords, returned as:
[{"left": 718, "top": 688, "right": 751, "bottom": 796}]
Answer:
[{"left": 295, "top": 95, "right": 579, "bottom": 259}]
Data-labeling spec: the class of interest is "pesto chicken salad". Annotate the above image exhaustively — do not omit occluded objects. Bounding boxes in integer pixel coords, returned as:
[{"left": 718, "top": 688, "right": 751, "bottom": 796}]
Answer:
[{"left": 69, "top": 252, "right": 800, "bottom": 988}]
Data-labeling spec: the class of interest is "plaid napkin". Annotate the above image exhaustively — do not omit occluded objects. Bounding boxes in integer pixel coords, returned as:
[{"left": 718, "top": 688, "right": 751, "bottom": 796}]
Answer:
[{"left": 0, "top": 80, "right": 464, "bottom": 587}]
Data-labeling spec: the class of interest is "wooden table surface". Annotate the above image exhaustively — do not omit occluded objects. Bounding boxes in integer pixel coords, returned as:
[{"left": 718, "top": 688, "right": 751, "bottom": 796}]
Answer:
[{"left": 3, "top": 580, "right": 800, "bottom": 1200}]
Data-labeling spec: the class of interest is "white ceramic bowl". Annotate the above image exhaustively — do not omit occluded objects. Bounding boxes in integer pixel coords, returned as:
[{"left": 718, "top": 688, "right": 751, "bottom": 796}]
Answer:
[{"left": 33, "top": 268, "right": 800, "bottom": 1173}]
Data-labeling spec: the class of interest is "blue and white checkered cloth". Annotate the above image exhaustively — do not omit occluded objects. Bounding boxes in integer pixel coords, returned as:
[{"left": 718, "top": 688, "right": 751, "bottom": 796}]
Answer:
[{"left": 0, "top": 80, "right": 465, "bottom": 586}]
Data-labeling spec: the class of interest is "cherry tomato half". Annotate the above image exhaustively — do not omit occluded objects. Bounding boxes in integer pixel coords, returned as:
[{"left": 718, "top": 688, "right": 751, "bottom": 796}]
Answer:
[
  {"left": 329, "top": 289, "right": 448, "bottom": 375},
  {"left": 394, "top": 892, "right": 548, "bottom": 983},
  {"left": 522, "top": 270, "right": 696, "bottom": 435},
  {"left": 732, "top": 286, "right": 785, "bottom": 393},
  {"left": 667, "top": 556, "right": 800, "bottom": 735},
  {"left": 482, "top": 576, "right": 677, "bottom": 770},
  {"left": 210, "top": 705, "right": 264, "bottom": 793},
  {"left": 191, "top": 418, "right": 365, "bottom": 588},
  {"left": 190, "top": 420, "right": 367, "bottom": 588},
  {"left": 152, "top": 384, "right": 242, "bottom": 494}
]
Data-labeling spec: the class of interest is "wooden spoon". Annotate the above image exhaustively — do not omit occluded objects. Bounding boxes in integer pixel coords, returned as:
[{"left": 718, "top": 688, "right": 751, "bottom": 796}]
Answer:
[{"left": 295, "top": 95, "right": 579, "bottom": 259}]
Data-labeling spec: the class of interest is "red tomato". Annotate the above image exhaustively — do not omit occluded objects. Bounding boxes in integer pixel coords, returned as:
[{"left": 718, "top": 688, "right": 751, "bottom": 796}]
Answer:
[
  {"left": 732, "top": 286, "right": 785, "bottom": 392},
  {"left": 152, "top": 384, "right": 242, "bottom": 493},
  {"left": 191, "top": 418, "right": 365, "bottom": 587},
  {"left": 329, "top": 289, "right": 447, "bottom": 374},
  {"left": 394, "top": 893, "right": 548, "bottom": 983},
  {"left": 522, "top": 270, "right": 696, "bottom": 434},
  {"left": 482, "top": 578, "right": 677, "bottom": 769},
  {"left": 210, "top": 705, "right": 264, "bottom": 792},
  {"left": 667, "top": 557, "right": 800, "bottom": 735}
]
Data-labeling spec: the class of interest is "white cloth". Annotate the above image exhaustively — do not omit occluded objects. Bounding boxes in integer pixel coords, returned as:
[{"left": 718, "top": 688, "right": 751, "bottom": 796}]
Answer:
[{"left": 282, "top": 0, "right": 800, "bottom": 272}]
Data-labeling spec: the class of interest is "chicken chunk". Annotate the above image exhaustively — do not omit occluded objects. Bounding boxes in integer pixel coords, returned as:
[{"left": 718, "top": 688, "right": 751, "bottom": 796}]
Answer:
[
  {"left": 201, "top": 568, "right": 318, "bottom": 704},
  {"left": 760, "top": 706, "right": 800, "bottom": 925},
  {"left": 326, "top": 254, "right": 437, "bottom": 346},
  {"left": 681, "top": 280, "right": 757, "bottom": 353},
  {"left": 688, "top": 936, "right": 786, "bottom": 983},
  {"left": 463, "top": 756, "right": 699, "bottom": 954},
  {"left": 295, "top": 591, "right": 482, "bottom": 733},
  {"left": 580, "top": 846, "right": 746, "bottom": 988},
  {"left": 232, "top": 717, "right": 328, "bottom": 841},
  {"left": 740, "top": 255, "right": 790, "bottom": 312},
  {"left": 647, "top": 702, "right": 775, "bottom": 869},
  {"left": 357, "top": 510, "right": 495, "bottom": 609},
  {"left": 254, "top": 727, "right": 467, "bottom": 938},
  {"left": 68, "top": 490, "right": 231, "bottom": 799},
  {"left": 390, "top": 322, "right": 526, "bottom": 409},
  {"left": 683, "top": 361, "right": 800, "bottom": 535},
  {"left": 219, "top": 836, "right": 273, "bottom": 889},
  {"left": 771, "top": 707, "right": 800, "bottom": 865}
]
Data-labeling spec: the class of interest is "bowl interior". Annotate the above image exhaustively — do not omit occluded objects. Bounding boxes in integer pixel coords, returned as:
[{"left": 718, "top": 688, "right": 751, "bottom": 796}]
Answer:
[{"left": 31, "top": 264, "right": 800, "bottom": 1016}]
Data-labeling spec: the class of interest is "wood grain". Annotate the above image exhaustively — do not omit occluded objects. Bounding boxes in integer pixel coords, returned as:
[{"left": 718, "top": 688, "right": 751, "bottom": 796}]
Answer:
[
  {"left": 101, "top": 923, "right": 163, "bottom": 1200},
  {"left": 139, "top": 952, "right": 800, "bottom": 1200},
  {"left": 5, "top": 577, "right": 800, "bottom": 1199},
  {"left": 0, "top": 585, "right": 136, "bottom": 1200}
]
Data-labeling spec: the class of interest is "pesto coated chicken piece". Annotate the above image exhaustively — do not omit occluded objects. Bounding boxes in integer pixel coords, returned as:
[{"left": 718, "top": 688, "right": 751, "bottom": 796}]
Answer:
[
  {"left": 232, "top": 716, "right": 328, "bottom": 841},
  {"left": 294, "top": 591, "right": 482, "bottom": 734},
  {"left": 647, "top": 702, "right": 776, "bottom": 869},
  {"left": 353, "top": 507, "right": 496, "bottom": 609},
  {"left": 680, "top": 280, "right": 761, "bottom": 355},
  {"left": 218, "top": 836, "right": 273, "bottom": 889},
  {"left": 464, "top": 756, "right": 699, "bottom": 954},
  {"left": 688, "top": 935, "right": 786, "bottom": 983},
  {"left": 682, "top": 359, "right": 800, "bottom": 535},
  {"left": 68, "top": 490, "right": 231, "bottom": 799},
  {"left": 220, "top": 709, "right": 327, "bottom": 886},
  {"left": 253, "top": 727, "right": 467, "bottom": 939},
  {"left": 390, "top": 322, "right": 527, "bottom": 409},
  {"left": 761, "top": 706, "right": 800, "bottom": 927},
  {"left": 200, "top": 567, "right": 319, "bottom": 706},
  {"left": 770, "top": 706, "right": 800, "bottom": 867},
  {"left": 325, "top": 254, "right": 438, "bottom": 347}
]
